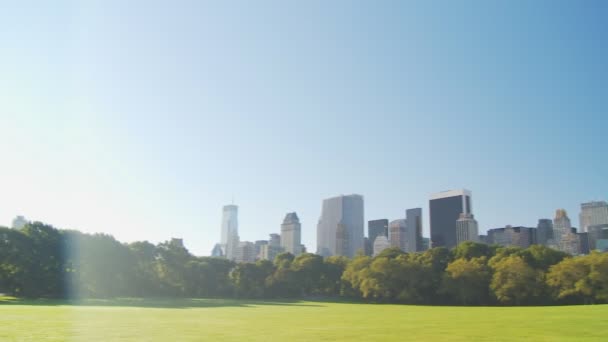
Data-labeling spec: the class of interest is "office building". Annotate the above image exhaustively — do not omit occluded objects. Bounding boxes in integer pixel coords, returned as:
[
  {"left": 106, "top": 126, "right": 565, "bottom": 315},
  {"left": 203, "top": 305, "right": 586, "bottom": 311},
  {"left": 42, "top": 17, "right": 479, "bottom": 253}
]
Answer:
[
  {"left": 596, "top": 239, "right": 608, "bottom": 252},
  {"left": 317, "top": 194, "right": 364, "bottom": 257},
  {"left": 389, "top": 219, "right": 406, "bottom": 251},
  {"left": 211, "top": 243, "right": 224, "bottom": 257},
  {"left": 254, "top": 240, "right": 268, "bottom": 260},
  {"left": 455, "top": 213, "right": 479, "bottom": 245},
  {"left": 260, "top": 234, "right": 283, "bottom": 261},
  {"left": 536, "top": 219, "right": 554, "bottom": 246},
  {"left": 578, "top": 232, "right": 590, "bottom": 255},
  {"left": 487, "top": 226, "right": 537, "bottom": 248},
  {"left": 368, "top": 219, "right": 389, "bottom": 248},
  {"left": 588, "top": 224, "right": 608, "bottom": 250},
  {"left": 553, "top": 209, "right": 580, "bottom": 254},
  {"left": 364, "top": 237, "right": 372, "bottom": 256},
  {"left": 281, "top": 212, "right": 302, "bottom": 256},
  {"left": 406, "top": 208, "right": 423, "bottom": 252},
  {"left": 429, "top": 189, "right": 472, "bottom": 248},
  {"left": 235, "top": 241, "right": 257, "bottom": 263},
  {"left": 373, "top": 235, "right": 390, "bottom": 257},
  {"left": 221, "top": 205, "right": 239, "bottom": 261},
  {"left": 553, "top": 209, "right": 572, "bottom": 239},
  {"left": 579, "top": 201, "right": 608, "bottom": 233}
]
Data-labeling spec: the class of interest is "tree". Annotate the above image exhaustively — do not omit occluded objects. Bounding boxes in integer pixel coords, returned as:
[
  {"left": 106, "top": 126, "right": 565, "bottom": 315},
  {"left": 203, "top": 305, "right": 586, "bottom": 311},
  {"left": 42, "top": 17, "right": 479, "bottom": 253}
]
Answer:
[
  {"left": 491, "top": 255, "right": 543, "bottom": 305},
  {"left": 453, "top": 242, "right": 496, "bottom": 261},
  {"left": 291, "top": 253, "right": 324, "bottom": 296},
  {"left": 320, "top": 256, "right": 349, "bottom": 296},
  {"left": 442, "top": 257, "right": 491, "bottom": 305}
]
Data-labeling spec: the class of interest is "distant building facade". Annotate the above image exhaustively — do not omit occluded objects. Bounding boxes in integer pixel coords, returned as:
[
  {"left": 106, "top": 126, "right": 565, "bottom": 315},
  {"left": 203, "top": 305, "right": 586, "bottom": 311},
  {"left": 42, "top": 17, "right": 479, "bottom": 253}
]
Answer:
[
  {"left": 536, "top": 219, "right": 554, "bottom": 246},
  {"left": 406, "top": 208, "right": 423, "bottom": 252},
  {"left": 373, "top": 235, "right": 390, "bottom": 257},
  {"left": 455, "top": 213, "right": 479, "bottom": 245},
  {"left": 588, "top": 224, "right": 608, "bottom": 251},
  {"left": 235, "top": 241, "right": 257, "bottom": 263},
  {"left": 281, "top": 212, "right": 302, "bottom": 256},
  {"left": 389, "top": 219, "right": 407, "bottom": 251},
  {"left": 579, "top": 201, "right": 608, "bottom": 233},
  {"left": 260, "top": 234, "right": 283, "bottom": 261},
  {"left": 368, "top": 219, "right": 389, "bottom": 249},
  {"left": 317, "top": 194, "right": 364, "bottom": 257},
  {"left": 211, "top": 243, "right": 224, "bottom": 257},
  {"left": 221, "top": 205, "right": 239, "bottom": 261},
  {"left": 553, "top": 209, "right": 580, "bottom": 255},
  {"left": 487, "top": 226, "right": 537, "bottom": 248},
  {"left": 429, "top": 189, "right": 472, "bottom": 249}
]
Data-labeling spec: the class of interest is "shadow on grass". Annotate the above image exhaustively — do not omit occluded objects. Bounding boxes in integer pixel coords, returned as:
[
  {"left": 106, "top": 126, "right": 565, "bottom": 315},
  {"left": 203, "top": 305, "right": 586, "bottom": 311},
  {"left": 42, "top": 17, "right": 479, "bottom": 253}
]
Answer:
[{"left": 0, "top": 296, "right": 326, "bottom": 309}]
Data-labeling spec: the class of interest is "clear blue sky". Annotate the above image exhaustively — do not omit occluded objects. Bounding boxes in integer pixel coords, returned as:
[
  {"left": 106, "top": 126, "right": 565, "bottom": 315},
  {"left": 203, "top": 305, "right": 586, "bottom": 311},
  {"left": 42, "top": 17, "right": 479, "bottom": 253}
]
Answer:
[{"left": 1, "top": 1, "right": 606, "bottom": 255}]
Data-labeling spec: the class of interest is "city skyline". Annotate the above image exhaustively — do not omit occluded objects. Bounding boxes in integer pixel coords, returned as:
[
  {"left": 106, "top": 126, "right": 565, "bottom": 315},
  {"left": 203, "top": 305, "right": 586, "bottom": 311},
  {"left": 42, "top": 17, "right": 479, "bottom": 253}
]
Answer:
[{"left": 1, "top": 1, "right": 607, "bottom": 256}]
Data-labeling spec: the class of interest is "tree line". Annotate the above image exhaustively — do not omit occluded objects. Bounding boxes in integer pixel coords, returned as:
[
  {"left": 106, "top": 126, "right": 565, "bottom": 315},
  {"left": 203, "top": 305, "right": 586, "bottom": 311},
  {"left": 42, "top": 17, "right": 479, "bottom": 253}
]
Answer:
[{"left": 1, "top": 222, "right": 607, "bottom": 305}]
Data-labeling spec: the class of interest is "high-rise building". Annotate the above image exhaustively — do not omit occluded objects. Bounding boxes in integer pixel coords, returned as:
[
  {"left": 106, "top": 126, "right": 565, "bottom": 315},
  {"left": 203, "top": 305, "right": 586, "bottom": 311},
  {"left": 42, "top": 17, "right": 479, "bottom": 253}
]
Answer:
[
  {"left": 11, "top": 215, "right": 28, "bottom": 229},
  {"left": 389, "top": 219, "right": 406, "bottom": 251},
  {"left": 254, "top": 240, "right": 268, "bottom": 260},
  {"left": 406, "top": 208, "right": 423, "bottom": 252},
  {"left": 211, "top": 243, "right": 224, "bottom": 257},
  {"left": 487, "top": 226, "right": 536, "bottom": 248},
  {"left": 455, "top": 213, "right": 479, "bottom": 245},
  {"left": 578, "top": 232, "right": 590, "bottom": 255},
  {"left": 221, "top": 205, "right": 239, "bottom": 261},
  {"left": 368, "top": 219, "right": 389, "bottom": 248},
  {"left": 422, "top": 237, "right": 430, "bottom": 250},
  {"left": 536, "top": 219, "right": 554, "bottom": 246},
  {"left": 588, "top": 224, "right": 608, "bottom": 250},
  {"left": 363, "top": 237, "right": 372, "bottom": 256},
  {"left": 553, "top": 209, "right": 572, "bottom": 238},
  {"left": 260, "top": 234, "right": 283, "bottom": 261},
  {"left": 373, "top": 235, "right": 390, "bottom": 257},
  {"left": 429, "top": 189, "right": 472, "bottom": 249},
  {"left": 317, "top": 194, "right": 364, "bottom": 257},
  {"left": 235, "top": 241, "right": 257, "bottom": 263},
  {"left": 553, "top": 209, "right": 580, "bottom": 254},
  {"left": 579, "top": 201, "right": 608, "bottom": 233},
  {"left": 280, "top": 212, "right": 302, "bottom": 256}
]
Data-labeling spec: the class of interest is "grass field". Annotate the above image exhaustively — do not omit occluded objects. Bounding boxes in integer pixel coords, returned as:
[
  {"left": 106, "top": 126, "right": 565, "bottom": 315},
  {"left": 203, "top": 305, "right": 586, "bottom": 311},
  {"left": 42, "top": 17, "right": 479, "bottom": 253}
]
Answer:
[{"left": 1, "top": 297, "right": 607, "bottom": 341}]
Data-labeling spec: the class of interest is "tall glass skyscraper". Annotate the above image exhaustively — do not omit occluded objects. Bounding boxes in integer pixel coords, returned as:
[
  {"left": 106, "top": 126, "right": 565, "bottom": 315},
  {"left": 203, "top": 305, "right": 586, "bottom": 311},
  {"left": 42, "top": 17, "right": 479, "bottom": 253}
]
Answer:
[
  {"left": 221, "top": 204, "right": 239, "bottom": 260},
  {"left": 536, "top": 219, "right": 554, "bottom": 246},
  {"left": 406, "top": 208, "right": 423, "bottom": 252},
  {"left": 368, "top": 219, "right": 389, "bottom": 248},
  {"left": 316, "top": 194, "right": 364, "bottom": 257},
  {"left": 429, "top": 189, "right": 472, "bottom": 249}
]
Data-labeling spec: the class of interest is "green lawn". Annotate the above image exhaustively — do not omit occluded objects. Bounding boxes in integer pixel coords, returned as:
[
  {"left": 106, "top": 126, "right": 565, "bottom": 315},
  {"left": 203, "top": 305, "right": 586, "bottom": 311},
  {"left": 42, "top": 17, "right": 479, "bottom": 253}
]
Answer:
[{"left": 0, "top": 297, "right": 606, "bottom": 341}]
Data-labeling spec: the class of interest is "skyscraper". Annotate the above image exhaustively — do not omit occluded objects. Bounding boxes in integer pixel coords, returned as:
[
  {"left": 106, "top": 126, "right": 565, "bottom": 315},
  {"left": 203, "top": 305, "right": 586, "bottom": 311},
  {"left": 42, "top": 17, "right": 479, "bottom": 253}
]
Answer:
[
  {"left": 317, "top": 194, "right": 364, "bottom": 257},
  {"left": 553, "top": 209, "right": 580, "bottom": 255},
  {"left": 260, "top": 233, "right": 283, "bottom": 261},
  {"left": 406, "top": 208, "right": 423, "bottom": 252},
  {"left": 280, "top": 212, "right": 302, "bottom": 256},
  {"left": 221, "top": 205, "right": 239, "bottom": 261},
  {"left": 579, "top": 201, "right": 608, "bottom": 233},
  {"left": 373, "top": 235, "right": 390, "bottom": 257},
  {"left": 429, "top": 189, "right": 472, "bottom": 249},
  {"left": 389, "top": 219, "right": 406, "bottom": 251},
  {"left": 455, "top": 213, "right": 479, "bottom": 245},
  {"left": 588, "top": 224, "right": 608, "bottom": 250},
  {"left": 536, "top": 219, "right": 554, "bottom": 246},
  {"left": 368, "top": 219, "right": 389, "bottom": 249},
  {"left": 553, "top": 209, "right": 572, "bottom": 239}
]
